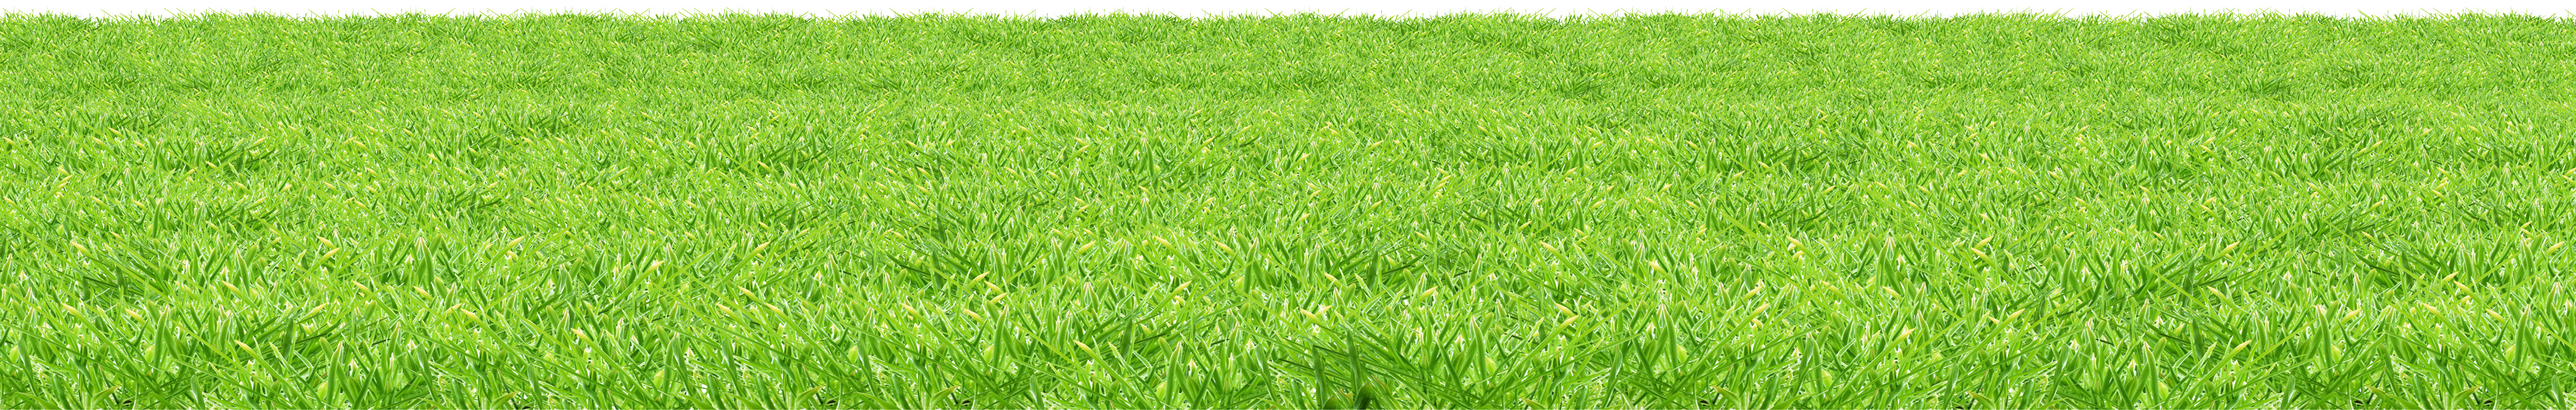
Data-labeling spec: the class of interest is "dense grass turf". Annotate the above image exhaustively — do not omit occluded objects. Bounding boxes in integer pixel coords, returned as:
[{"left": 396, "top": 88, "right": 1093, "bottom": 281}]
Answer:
[{"left": 3, "top": 11, "right": 2576, "bottom": 408}]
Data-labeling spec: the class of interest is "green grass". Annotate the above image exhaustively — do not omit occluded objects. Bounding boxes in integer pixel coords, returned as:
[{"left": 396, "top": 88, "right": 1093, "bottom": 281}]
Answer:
[{"left": 3, "top": 11, "right": 2575, "bottom": 408}]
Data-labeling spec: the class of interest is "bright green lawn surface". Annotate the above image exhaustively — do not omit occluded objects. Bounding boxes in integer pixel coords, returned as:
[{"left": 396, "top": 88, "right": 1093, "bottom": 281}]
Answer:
[{"left": 3, "top": 12, "right": 2576, "bottom": 409}]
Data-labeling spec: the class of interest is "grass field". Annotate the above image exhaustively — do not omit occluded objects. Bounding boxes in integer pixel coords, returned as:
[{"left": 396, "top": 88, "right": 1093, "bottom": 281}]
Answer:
[{"left": 3, "top": 11, "right": 2576, "bottom": 408}]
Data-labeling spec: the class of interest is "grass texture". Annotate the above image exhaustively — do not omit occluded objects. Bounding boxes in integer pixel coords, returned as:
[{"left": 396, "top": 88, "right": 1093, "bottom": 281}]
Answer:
[{"left": 4, "top": 12, "right": 2576, "bottom": 409}]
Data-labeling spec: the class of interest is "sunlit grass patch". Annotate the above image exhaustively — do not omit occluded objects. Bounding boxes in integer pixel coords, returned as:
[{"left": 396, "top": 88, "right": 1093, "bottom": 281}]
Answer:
[{"left": 3, "top": 11, "right": 2575, "bottom": 408}]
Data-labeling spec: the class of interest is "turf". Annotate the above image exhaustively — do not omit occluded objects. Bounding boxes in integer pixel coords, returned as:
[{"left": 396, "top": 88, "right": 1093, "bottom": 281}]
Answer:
[{"left": 3, "top": 11, "right": 2576, "bottom": 409}]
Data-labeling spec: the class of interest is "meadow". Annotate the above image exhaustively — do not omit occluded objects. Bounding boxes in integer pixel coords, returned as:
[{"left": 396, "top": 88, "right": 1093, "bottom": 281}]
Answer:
[{"left": 2, "top": 11, "right": 2575, "bottom": 408}]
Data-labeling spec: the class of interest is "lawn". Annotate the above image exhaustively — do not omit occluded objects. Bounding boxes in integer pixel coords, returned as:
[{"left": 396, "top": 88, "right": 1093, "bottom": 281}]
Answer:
[{"left": 2, "top": 11, "right": 2575, "bottom": 409}]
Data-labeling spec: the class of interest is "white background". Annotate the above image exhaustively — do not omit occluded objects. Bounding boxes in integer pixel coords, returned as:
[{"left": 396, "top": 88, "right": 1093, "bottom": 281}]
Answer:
[{"left": 3, "top": 0, "right": 2570, "bottom": 18}]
